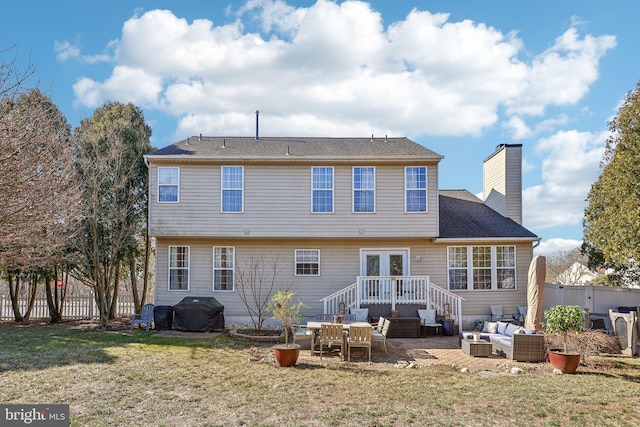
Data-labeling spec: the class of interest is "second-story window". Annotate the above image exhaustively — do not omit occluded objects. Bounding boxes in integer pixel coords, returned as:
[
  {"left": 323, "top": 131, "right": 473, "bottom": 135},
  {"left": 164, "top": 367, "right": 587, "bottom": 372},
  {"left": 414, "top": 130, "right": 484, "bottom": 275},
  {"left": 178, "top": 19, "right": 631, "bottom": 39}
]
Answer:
[
  {"left": 158, "top": 167, "right": 179, "bottom": 203},
  {"left": 221, "top": 166, "right": 243, "bottom": 213},
  {"left": 405, "top": 166, "right": 427, "bottom": 212},
  {"left": 311, "top": 166, "right": 333, "bottom": 213},
  {"left": 353, "top": 167, "right": 375, "bottom": 213}
]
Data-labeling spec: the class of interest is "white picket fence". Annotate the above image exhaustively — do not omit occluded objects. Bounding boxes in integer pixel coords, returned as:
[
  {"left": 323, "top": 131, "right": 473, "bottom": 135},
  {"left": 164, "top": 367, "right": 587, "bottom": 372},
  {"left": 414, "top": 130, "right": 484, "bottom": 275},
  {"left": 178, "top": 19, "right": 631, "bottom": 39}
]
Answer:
[{"left": 0, "top": 294, "right": 136, "bottom": 320}]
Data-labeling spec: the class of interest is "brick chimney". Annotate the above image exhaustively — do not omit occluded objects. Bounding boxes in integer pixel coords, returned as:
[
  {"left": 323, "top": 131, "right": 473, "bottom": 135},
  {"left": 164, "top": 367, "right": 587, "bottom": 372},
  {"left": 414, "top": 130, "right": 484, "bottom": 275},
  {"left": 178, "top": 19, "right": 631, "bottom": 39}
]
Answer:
[{"left": 483, "top": 144, "right": 522, "bottom": 224}]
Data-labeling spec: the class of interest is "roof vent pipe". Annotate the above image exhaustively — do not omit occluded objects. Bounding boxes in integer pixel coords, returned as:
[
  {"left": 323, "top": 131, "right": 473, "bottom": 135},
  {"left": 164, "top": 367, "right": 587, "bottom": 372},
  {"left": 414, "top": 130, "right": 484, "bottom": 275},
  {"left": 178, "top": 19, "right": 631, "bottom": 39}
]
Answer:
[
  {"left": 222, "top": 139, "right": 226, "bottom": 148},
  {"left": 255, "top": 110, "right": 259, "bottom": 140},
  {"left": 286, "top": 146, "right": 290, "bottom": 156},
  {"left": 371, "top": 133, "right": 374, "bottom": 141},
  {"left": 199, "top": 133, "right": 202, "bottom": 141}
]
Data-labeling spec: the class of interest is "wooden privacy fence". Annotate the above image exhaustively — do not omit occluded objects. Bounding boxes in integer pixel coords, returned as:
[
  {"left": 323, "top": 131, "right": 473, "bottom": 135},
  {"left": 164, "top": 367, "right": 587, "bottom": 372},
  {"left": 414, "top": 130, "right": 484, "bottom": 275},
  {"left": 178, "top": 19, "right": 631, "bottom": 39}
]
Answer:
[{"left": 0, "top": 294, "right": 136, "bottom": 320}]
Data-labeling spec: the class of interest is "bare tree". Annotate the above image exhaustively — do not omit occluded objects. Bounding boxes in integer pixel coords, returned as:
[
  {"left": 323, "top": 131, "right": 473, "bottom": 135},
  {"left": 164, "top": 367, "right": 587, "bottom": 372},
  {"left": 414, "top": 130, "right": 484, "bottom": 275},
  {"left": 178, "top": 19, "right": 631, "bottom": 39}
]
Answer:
[
  {"left": 235, "top": 252, "right": 284, "bottom": 332},
  {"left": 546, "top": 247, "right": 589, "bottom": 284},
  {"left": 0, "top": 49, "right": 80, "bottom": 321}
]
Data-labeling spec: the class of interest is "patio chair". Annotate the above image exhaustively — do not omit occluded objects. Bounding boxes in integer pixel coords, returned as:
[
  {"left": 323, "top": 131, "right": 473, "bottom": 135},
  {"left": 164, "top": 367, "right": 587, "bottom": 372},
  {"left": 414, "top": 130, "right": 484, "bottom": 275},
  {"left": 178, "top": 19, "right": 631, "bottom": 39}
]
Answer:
[
  {"left": 347, "top": 325, "right": 372, "bottom": 362},
  {"left": 350, "top": 308, "right": 369, "bottom": 322},
  {"left": 319, "top": 323, "right": 344, "bottom": 360},
  {"left": 490, "top": 305, "right": 510, "bottom": 321},
  {"left": 371, "top": 317, "right": 390, "bottom": 352},
  {"left": 131, "top": 303, "right": 154, "bottom": 331},
  {"left": 371, "top": 316, "right": 385, "bottom": 332},
  {"left": 517, "top": 306, "right": 528, "bottom": 323},
  {"left": 418, "top": 309, "right": 442, "bottom": 335}
]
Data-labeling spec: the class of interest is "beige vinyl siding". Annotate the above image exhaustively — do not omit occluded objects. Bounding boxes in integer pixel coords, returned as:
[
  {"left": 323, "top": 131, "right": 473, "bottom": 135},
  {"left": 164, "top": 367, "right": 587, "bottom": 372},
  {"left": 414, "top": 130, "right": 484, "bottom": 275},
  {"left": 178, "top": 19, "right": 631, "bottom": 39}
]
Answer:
[
  {"left": 154, "top": 237, "right": 533, "bottom": 322},
  {"left": 483, "top": 146, "right": 522, "bottom": 224},
  {"left": 148, "top": 162, "right": 439, "bottom": 238},
  {"left": 483, "top": 149, "right": 506, "bottom": 216}
]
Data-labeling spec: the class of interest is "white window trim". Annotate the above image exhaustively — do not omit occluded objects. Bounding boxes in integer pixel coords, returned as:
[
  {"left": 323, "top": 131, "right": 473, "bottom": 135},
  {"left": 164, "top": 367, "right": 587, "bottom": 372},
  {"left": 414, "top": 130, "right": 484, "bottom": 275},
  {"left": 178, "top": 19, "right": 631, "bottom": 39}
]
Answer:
[
  {"left": 158, "top": 167, "right": 180, "bottom": 203},
  {"left": 220, "top": 166, "right": 244, "bottom": 213},
  {"left": 168, "top": 245, "right": 190, "bottom": 291},
  {"left": 311, "top": 166, "right": 334, "bottom": 213},
  {"left": 447, "top": 245, "right": 517, "bottom": 291},
  {"left": 352, "top": 166, "right": 376, "bottom": 214},
  {"left": 404, "top": 166, "right": 428, "bottom": 213},
  {"left": 213, "top": 246, "right": 235, "bottom": 292},
  {"left": 294, "top": 249, "right": 321, "bottom": 276}
]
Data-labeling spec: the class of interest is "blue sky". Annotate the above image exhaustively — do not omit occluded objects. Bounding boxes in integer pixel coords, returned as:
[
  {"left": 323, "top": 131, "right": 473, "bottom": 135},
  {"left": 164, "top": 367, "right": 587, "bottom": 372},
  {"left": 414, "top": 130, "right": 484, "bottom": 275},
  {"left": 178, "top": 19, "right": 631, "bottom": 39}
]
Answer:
[{"left": 3, "top": 1, "right": 639, "bottom": 255}]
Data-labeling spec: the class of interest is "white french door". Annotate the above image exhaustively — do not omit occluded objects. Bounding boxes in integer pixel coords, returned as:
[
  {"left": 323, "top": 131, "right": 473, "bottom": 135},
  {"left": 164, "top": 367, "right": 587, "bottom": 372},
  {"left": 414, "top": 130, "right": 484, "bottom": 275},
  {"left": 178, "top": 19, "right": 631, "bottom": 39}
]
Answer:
[{"left": 360, "top": 249, "right": 408, "bottom": 277}]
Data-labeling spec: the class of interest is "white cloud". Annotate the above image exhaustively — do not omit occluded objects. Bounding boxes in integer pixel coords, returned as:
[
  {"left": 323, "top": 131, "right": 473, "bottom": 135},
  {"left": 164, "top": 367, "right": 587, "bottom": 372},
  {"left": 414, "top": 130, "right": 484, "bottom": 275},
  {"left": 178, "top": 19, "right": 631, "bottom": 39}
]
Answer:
[
  {"left": 54, "top": 41, "right": 80, "bottom": 62},
  {"left": 502, "top": 116, "right": 532, "bottom": 139},
  {"left": 534, "top": 238, "right": 582, "bottom": 256},
  {"left": 523, "top": 129, "right": 607, "bottom": 230},
  {"left": 71, "top": 1, "right": 616, "bottom": 139},
  {"left": 73, "top": 66, "right": 163, "bottom": 108}
]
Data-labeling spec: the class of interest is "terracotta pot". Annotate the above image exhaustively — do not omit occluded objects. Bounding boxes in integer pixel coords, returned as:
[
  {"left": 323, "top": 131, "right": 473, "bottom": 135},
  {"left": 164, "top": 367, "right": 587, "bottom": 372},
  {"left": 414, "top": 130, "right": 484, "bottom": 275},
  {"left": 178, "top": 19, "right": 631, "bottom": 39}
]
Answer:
[
  {"left": 391, "top": 311, "right": 399, "bottom": 318},
  {"left": 332, "top": 315, "right": 343, "bottom": 324},
  {"left": 548, "top": 349, "right": 581, "bottom": 374},
  {"left": 273, "top": 344, "right": 300, "bottom": 367}
]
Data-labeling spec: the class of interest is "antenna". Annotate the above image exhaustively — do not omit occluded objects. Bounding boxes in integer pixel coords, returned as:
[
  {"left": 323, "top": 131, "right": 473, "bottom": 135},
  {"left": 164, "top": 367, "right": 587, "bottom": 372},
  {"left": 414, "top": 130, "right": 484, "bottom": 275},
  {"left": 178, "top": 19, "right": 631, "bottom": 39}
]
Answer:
[{"left": 255, "top": 110, "right": 260, "bottom": 140}]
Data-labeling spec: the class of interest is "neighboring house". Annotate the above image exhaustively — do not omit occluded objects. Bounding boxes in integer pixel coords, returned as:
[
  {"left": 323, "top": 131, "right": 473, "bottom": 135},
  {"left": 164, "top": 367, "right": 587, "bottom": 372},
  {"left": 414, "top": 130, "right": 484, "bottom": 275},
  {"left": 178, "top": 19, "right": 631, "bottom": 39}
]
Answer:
[
  {"left": 144, "top": 137, "right": 538, "bottom": 328},
  {"left": 556, "top": 262, "right": 599, "bottom": 286}
]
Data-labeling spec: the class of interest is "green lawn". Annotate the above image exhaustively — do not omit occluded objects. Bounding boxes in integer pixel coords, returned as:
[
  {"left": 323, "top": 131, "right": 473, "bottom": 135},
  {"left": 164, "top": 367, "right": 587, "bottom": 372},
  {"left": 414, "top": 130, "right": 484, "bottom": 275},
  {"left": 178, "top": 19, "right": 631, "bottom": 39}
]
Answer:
[{"left": 1, "top": 321, "right": 639, "bottom": 426}]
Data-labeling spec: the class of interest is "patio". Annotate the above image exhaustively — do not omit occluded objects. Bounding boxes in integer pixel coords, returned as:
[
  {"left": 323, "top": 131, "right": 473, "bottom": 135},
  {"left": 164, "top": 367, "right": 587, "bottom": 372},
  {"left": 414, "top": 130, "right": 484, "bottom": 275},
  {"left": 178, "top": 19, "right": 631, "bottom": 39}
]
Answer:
[{"left": 267, "top": 335, "right": 547, "bottom": 373}]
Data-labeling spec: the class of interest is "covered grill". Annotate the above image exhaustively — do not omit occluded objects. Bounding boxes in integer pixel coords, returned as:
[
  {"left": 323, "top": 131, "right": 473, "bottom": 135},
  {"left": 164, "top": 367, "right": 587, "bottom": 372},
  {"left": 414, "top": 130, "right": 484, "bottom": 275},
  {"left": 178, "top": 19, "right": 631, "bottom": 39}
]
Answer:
[{"left": 172, "top": 297, "right": 225, "bottom": 332}]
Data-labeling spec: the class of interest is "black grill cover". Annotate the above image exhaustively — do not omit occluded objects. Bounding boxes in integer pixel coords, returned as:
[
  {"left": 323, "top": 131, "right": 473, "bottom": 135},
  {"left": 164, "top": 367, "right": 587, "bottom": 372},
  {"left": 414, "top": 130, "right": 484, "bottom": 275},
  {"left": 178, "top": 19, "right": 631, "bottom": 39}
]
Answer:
[
  {"left": 154, "top": 305, "right": 174, "bottom": 330},
  {"left": 172, "top": 297, "right": 225, "bottom": 332}
]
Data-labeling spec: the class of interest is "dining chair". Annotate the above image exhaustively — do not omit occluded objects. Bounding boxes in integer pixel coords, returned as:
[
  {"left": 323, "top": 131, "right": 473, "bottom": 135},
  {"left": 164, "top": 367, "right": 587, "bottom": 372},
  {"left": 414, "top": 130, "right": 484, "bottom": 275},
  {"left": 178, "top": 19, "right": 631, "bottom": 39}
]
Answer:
[
  {"left": 319, "top": 323, "right": 344, "bottom": 360},
  {"left": 347, "top": 325, "right": 372, "bottom": 362},
  {"left": 371, "top": 317, "right": 389, "bottom": 352}
]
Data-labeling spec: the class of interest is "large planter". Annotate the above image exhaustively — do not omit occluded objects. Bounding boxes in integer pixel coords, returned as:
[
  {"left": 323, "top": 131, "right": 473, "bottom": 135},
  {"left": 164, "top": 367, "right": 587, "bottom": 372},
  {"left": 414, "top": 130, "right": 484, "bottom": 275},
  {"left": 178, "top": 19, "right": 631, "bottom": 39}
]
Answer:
[
  {"left": 273, "top": 344, "right": 301, "bottom": 367},
  {"left": 548, "top": 349, "right": 581, "bottom": 374}
]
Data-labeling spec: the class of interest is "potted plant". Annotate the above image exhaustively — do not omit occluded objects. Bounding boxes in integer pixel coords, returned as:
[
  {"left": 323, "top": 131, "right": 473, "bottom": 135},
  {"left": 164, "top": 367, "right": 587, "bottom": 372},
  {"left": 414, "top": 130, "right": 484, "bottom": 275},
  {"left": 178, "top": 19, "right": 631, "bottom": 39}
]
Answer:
[
  {"left": 269, "top": 290, "right": 304, "bottom": 367},
  {"left": 544, "top": 305, "right": 586, "bottom": 373}
]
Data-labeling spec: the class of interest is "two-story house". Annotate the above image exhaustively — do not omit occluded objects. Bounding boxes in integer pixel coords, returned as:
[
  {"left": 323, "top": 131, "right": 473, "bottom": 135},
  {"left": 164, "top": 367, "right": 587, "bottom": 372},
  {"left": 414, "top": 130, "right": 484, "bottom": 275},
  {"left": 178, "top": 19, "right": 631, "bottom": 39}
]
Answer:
[{"left": 145, "top": 136, "right": 538, "bottom": 328}]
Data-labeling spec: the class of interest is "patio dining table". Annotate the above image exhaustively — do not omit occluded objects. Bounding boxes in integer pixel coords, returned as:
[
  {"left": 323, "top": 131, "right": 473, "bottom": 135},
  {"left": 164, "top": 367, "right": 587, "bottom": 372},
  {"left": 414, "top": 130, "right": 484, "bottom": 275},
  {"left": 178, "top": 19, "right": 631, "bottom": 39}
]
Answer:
[{"left": 305, "top": 321, "right": 372, "bottom": 357}]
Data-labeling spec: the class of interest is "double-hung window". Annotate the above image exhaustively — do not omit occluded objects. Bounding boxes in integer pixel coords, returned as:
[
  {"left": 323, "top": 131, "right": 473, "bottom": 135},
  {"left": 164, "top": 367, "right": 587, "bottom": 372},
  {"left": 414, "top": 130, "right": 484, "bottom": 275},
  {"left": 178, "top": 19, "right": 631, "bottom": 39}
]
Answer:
[
  {"left": 447, "top": 246, "right": 516, "bottom": 290},
  {"left": 353, "top": 167, "right": 375, "bottom": 213},
  {"left": 496, "top": 246, "right": 516, "bottom": 289},
  {"left": 158, "top": 167, "right": 179, "bottom": 202},
  {"left": 447, "top": 246, "right": 468, "bottom": 290},
  {"left": 295, "top": 249, "right": 320, "bottom": 276},
  {"left": 221, "top": 166, "right": 243, "bottom": 213},
  {"left": 213, "top": 247, "right": 234, "bottom": 291},
  {"left": 311, "top": 167, "right": 333, "bottom": 213},
  {"left": 168, "top": 246, "right": 189, "bottom": 290},
  {"left": 405, "top": 166, "right": 427, "bottom": 212}
]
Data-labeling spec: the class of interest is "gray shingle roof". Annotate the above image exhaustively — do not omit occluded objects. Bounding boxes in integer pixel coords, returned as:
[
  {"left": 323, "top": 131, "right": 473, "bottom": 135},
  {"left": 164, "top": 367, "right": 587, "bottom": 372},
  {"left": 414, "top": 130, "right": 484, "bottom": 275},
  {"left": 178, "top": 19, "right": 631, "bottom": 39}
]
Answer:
[
  {"left": 147, "top": 136, "right": 443, "bottom": 161},
  {"left": 439, "top": 190, "right": 538, "bottom": 239}
]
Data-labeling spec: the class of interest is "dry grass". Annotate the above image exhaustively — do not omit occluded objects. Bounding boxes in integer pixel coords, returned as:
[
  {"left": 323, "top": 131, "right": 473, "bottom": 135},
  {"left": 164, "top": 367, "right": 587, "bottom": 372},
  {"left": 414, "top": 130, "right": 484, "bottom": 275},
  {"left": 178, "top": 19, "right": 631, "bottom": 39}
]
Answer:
[{"left": 1, "top": 319, "right": 639, "bottom": 426}]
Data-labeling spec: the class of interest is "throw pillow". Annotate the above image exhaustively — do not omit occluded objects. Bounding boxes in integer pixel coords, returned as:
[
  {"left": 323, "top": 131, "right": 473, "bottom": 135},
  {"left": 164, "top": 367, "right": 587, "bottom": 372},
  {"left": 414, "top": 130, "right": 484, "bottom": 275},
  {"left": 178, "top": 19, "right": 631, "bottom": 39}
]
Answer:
[
  {"left": 496, "top": 321, "right": 508, "bottom": 335},
  {"left": 482, "top": 321, "right": 498, "bottom": 334}
]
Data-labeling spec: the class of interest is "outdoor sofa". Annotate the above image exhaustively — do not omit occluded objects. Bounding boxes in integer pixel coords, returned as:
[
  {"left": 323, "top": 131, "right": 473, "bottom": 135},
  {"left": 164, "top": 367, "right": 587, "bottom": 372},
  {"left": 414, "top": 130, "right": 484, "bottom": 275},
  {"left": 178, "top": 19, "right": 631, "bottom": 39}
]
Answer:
[{"left": 460, "top": 321, "right": 545, "bottom": 362}]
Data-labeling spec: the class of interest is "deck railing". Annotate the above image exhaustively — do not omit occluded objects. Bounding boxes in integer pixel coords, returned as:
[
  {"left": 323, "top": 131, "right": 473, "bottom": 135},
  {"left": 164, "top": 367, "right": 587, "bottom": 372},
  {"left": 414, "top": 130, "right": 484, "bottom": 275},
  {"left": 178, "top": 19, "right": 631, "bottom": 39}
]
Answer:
[{"left": 320, "top": 276, "right": 464, "bottom": 325}]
